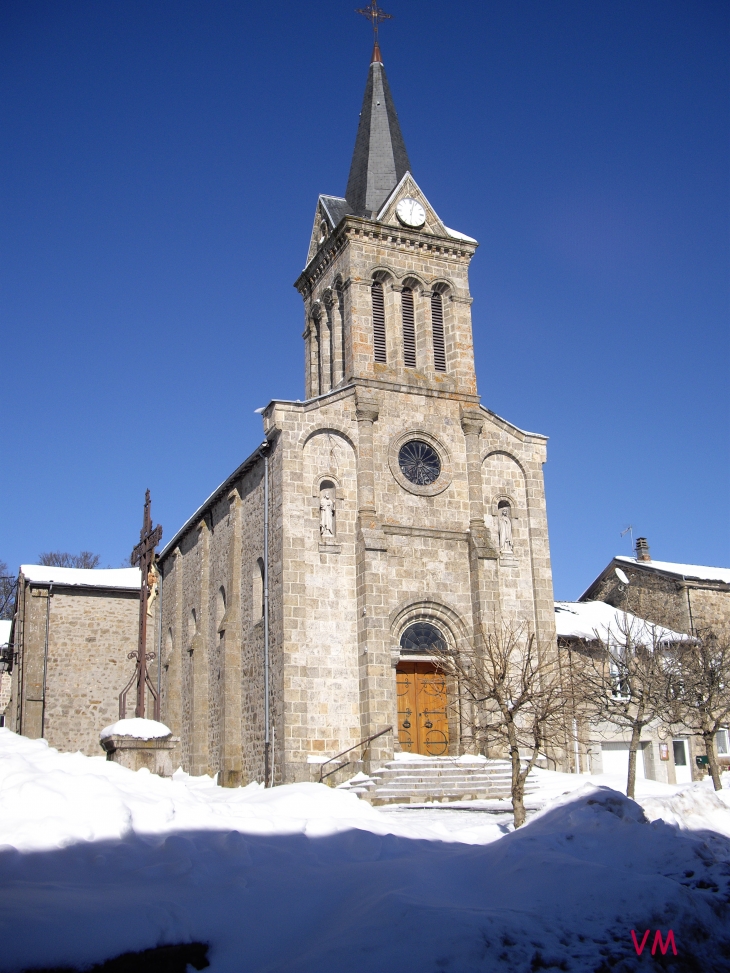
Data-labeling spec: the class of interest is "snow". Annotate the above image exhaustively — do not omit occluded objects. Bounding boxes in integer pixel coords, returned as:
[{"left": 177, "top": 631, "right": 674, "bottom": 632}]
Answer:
[
  {"left": 444, "top": 225, "right": 478, "bottom": 243},
  {"left": 20, "top": 564, "right": 141, "bottom": 589},
  {"left": 1, "top": 728, "right": 730, "bottom": 971},
  {"left": 0, "top": 619, "right": 10, "bottom": 645},
  {"left": 555, "top": 599, "right": 689, "bottom": 643},
  {"left": 99, "top": 718, "right": 172, "bottom": 741},
  {"left": 614, "top": 555, "right": 730, "bottom": 585}
]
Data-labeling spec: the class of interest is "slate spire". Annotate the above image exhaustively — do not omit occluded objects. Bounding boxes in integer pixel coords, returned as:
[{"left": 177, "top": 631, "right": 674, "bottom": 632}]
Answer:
[{"left": 345, "top": 48, "right": 411, "bottom": 218}]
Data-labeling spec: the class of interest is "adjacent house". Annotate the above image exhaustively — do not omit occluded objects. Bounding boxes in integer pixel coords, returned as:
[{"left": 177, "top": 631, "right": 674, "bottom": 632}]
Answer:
[
  {"left": 579, "top": 538, "right": 730, "bottom": 635},
  {"left": 555, "top": 600, "right": 697, "bottom": 784},
  {"left": 5, "top": 565, "right": 157, "bottom": 756}
]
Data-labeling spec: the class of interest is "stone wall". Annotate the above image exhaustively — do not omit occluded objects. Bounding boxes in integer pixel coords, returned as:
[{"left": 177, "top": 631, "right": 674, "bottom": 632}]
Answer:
[{"left": 6, "top": 580, "right": 153, "bottom": 757}]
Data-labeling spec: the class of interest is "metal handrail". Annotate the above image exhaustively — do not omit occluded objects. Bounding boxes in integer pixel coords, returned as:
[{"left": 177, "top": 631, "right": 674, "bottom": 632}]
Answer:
[{"left": 318, "top": 725, "right": 392, "bottom": 783}]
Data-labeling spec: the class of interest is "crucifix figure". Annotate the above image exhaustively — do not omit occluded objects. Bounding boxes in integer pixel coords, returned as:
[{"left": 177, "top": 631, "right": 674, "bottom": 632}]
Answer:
[
  {"left": 356, "top": 0, "right": 393, "bottom": 53},
  {"left": 119, "top": 489, "right": 163, "bottom": 719}
]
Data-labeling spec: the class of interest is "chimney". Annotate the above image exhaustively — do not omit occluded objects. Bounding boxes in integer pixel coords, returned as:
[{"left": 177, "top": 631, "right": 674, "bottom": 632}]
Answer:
[{"left": 635, "top": 537, "right": 651, "bottom": 562}]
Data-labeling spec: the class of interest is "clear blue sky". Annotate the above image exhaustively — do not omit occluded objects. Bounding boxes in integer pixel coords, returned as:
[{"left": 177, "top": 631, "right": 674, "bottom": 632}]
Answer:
[{"left": 1, "top": 1, "right": 728, "bottom": 598}]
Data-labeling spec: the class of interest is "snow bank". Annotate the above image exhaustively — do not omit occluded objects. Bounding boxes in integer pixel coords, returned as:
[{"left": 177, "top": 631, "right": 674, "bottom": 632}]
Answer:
[
  {"left": 1, "top": 729, "right": 730, "bottom": 972},
  {"left": 100, "top": 718, "right": 172, "bottom": 740}
]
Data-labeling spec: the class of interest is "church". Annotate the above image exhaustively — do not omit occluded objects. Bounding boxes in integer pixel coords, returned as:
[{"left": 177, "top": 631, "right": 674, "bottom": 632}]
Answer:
[{"left": 157, "top": 38, "right": 557, "bottom": 787}]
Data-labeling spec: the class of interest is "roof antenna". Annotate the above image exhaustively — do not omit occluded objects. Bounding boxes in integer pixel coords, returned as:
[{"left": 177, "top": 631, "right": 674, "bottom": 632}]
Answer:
[
  {"left": 620, "top": 524, "right": 634, "bottom": 550},
  {"left": 356, "top": 0, "right": 393, "bottom": 62}
]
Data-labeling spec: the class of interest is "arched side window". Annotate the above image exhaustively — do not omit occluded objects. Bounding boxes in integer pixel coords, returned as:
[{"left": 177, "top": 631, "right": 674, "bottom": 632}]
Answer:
[
  {"left": 216, "top": 586, "right": 226, "bottom": 632},
  {"left": 401, "top": 287, "right": 416, "bottom": 368},
  {"left": 252, "top": 558, "right": 264, "bottom": 621},
  {"left": 431, "top": 292, "right": 446, "bottom": 371},
  {"left": 189, "top": 608, "right": 197, "bottom": 642},
  {"left": 371, "top": 281, "right": 387, "bottom": 363}
]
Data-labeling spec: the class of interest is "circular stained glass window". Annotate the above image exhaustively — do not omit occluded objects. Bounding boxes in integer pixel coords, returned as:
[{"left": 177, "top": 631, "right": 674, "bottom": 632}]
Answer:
[
  {"left": 398, "top": 440, "right": 441, "bottom": 485},
  {"left": 400, "top": 621, "right": 447, "bottom": 655}
]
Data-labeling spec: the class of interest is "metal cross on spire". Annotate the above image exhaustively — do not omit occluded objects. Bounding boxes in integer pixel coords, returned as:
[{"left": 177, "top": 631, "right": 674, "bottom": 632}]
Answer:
[
  {"left": 356, "top": 0, "right": 393, "bottom": 43},
  {"left": 120, "top": 489, "right": 163, "bottom": 720}
]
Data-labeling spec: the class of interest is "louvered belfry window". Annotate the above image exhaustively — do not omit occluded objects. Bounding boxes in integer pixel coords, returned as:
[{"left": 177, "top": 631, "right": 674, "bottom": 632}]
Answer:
[
  {"left": 371, "top": 281, "right": 387, "bottom": 363},
  {"left": 402, "top": 288, "right": 416, "bottom": 368},
  {"left": 431, "top": 292, "right": 446, "bottom": 371}
]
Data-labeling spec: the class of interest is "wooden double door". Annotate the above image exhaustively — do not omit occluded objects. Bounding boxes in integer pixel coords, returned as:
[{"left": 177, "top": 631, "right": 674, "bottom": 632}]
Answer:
[{"left": 396, "top": 660, "right": 449, "bottom": 756}]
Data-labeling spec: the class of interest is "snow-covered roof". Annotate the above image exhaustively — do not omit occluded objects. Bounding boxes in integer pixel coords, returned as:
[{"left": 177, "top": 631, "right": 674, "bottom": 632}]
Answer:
[
  {"left": 20, "top": 565, "right": 141, "bottom": 590},
  {"left": 444, "top": 225, "right": 478, "bottom": 244},
  {"left": 555, "top": 601, "right": 689, "bottom": 645},
  {"left": 0, "top": 620, "right": 11, "bottom": 646},
  {"left": 615, "top": 556, "right": 730, "bottom": 585}
]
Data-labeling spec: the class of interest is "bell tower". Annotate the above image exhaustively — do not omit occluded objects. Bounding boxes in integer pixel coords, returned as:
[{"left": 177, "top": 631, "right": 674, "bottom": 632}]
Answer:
[{"left": 295, "top": 43, "right": 480, "bottom": 403}]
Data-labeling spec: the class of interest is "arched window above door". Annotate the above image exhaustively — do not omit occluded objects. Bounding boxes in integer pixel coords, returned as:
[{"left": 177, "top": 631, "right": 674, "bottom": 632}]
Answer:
[{"left": 400, "top": 621, "right": 447, "bottom": 655}]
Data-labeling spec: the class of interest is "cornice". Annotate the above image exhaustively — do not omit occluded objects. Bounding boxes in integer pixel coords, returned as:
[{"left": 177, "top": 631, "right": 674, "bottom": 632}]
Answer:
[{"left": 294, "top": 215, "right": 477, "bottom": 297}]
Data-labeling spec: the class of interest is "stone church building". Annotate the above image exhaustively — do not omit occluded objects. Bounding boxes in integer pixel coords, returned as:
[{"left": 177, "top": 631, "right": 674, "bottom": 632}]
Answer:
[{"left": 158, "top": 43, "right": 556, "bottom": 786}]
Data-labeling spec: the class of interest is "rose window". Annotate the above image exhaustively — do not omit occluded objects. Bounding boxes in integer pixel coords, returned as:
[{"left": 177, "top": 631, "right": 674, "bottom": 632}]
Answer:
[{"left": 398, "top": 440, "right": 441, "bottom": 485}]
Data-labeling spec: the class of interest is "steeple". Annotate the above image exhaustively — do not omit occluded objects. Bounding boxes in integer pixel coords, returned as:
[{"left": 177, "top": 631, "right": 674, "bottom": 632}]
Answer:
[{"left": 345, "top": 48, "right": 411, "bottom": 218}]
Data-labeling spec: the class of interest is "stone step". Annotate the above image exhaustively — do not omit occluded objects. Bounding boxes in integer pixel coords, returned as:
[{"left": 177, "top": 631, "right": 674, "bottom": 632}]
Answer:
[{"left": 340, "top": 754, "right": 538, "bottom": 806}]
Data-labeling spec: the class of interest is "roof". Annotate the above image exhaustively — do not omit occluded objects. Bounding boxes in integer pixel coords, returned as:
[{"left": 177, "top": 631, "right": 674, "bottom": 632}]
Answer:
[
  {"left": 555, "top": 601, "right": 689, "bottom": 645},
  {"left": 319, "top": 195, "right": 353, "bottom": 228},
  {"left": 159, "top": 441, "right": 268, "bottom": 561},
  {"left": 614, "top": 556, "right": 730, "bottom": 586},
  {"left": 0, "top": 620, "right": 10, "bottom": 646},
  {"left": 345, "top": 53, "right": 411, "bottom": 217},
  {"left": 20, "top": 566, "right": 141, "bottom": 590}
]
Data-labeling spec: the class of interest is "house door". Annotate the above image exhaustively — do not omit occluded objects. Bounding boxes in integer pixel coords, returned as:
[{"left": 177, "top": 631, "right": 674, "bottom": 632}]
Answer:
[
  {"left": 396, "top": 660, "right": 449, "bottom": 755},
  {"left": 672, "top": 739, "right": 693, "bottom": 784}
]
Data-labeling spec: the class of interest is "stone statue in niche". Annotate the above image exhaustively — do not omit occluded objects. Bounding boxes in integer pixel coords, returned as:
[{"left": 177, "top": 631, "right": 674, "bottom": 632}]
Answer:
[
  {"left": 319, "top": 489, "right": 335, "bottom": 538},
  {"left": 497, "top": 501, "right": 513, "bottom": 554}
]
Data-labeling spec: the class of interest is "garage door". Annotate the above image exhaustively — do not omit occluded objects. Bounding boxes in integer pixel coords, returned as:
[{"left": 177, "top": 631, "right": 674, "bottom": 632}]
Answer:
[{"left": 601, "top": 742, "right": 646, "bottom": 780}]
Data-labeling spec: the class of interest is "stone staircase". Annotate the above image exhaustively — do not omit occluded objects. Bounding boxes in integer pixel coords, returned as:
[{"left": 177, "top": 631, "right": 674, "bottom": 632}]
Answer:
[{"left": 339, "top": 756, "right": 539, "bottom": 806}]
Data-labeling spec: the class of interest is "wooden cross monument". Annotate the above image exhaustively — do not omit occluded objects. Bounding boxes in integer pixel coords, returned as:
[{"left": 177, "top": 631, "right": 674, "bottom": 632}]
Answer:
[{"left": 119, "top": 489, "right": 163, "bottom": 719}]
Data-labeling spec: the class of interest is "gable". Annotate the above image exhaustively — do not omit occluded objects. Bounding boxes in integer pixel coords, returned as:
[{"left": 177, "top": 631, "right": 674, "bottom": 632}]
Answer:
[
  {"left": 375, "top": 173, "right": 448, "bottom": 237},
  {"left": 305, "top": 195, "right": 354, "bottom": 265}
]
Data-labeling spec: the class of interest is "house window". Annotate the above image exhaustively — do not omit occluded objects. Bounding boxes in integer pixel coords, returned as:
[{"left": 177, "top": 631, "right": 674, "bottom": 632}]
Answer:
[
  {"left": 371, "top": 281, "right": 387, "bottom": 363},
  {"left": 673, "top": 740, "right": 688, "bottom": 766},
  {"left": 716, "top": 729, "right": 729, "bottom": 755},
  {"left": 431, "top": 292, "right": 446, "bottom": 371},
  {"left": 401, "top": 287, "right": 416, "bottom": 368}
]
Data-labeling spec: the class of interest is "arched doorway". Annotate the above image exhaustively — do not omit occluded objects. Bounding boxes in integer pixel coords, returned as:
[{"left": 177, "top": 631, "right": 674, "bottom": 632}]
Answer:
[{"left": 396, "top": 622, "right": 449, "bottom": 756}]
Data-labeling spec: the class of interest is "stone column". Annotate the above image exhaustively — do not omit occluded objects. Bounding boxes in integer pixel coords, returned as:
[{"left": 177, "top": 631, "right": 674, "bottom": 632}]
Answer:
[
  {"left": 355, "top": 391, "right": 378, "bottom": 518},
  {"left": 303, "top": 323, "right": 312, "bottom": 399},
  {"left": 191, "top": 519, "right": 211, "bottom": 776},
  {"left": 461, "top": 410, "right": 499, "bottom": 754},
  {"left": 220, "top": 489, "right": 243, "bottom": 787},
  {"left": 354, "top": 390, "right": 394, "bottom": 770},
  {"left": 163, "top": 549, "right": 183, "bottom": 744},
  {"left": 325, "top": 292, "right": 337, "bottom": 389},
  {"left": 461, "top": 410, "right": 487, "bottom": 530}
]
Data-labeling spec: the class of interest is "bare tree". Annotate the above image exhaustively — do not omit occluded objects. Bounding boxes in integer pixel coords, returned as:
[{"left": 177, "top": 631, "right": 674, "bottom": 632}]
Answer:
[
  {"left": 566, "top": 613, "right": 677, "bottom": 799},
  {"left": 38, "top": 551, "right": 100, "bottom": 569},
  {"left": 436, "top": 619, "right": 567, "bottom": 828},
  {"left": 0, "top": 560, "right": 17, "bottom": 621},
  {"left": 665, "top": 628, "right": 730, "bottom": 791}
]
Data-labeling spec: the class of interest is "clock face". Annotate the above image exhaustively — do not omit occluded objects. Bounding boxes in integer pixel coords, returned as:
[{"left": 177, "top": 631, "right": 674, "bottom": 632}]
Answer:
[{"left": 396, "top": 197, "right": 426, "bottom": 228}]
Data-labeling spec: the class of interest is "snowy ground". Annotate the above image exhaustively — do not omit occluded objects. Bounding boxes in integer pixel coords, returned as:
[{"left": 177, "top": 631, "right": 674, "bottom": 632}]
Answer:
[{"left": 1, "top": 730, "right": 730, "bottom": 971}]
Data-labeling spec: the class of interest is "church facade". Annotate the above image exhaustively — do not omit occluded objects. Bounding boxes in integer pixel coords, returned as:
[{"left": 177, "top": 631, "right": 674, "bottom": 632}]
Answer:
[{"left": 158, "top": 44, "right": 557, "bottom": 786}]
